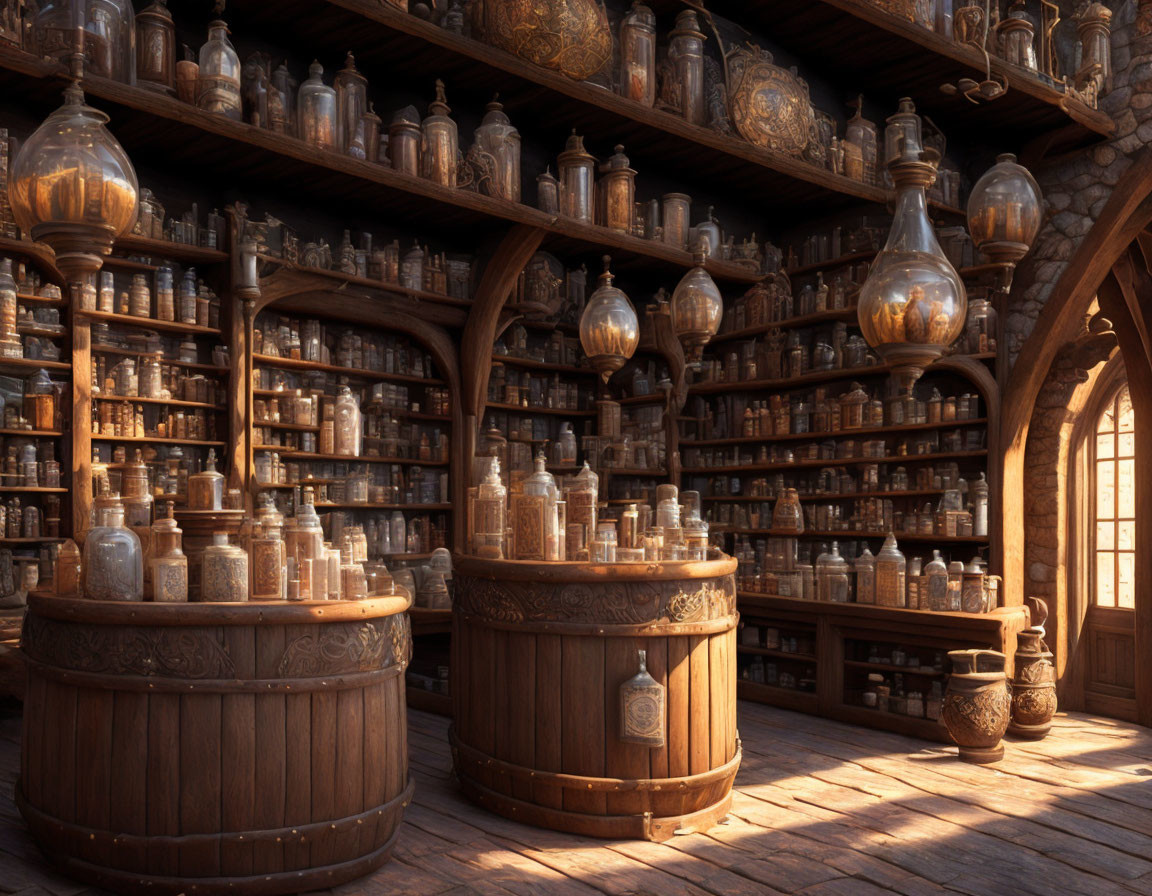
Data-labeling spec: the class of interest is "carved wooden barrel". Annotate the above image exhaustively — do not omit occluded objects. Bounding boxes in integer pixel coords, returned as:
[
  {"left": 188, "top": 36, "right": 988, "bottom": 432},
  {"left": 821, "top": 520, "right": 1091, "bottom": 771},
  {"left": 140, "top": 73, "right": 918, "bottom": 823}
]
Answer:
[
  {"left": 17, "top": 593, "right": 414, "bottom": 895},
  {"left": 451, "top": 555, "right": 740, "bottom": 841}
]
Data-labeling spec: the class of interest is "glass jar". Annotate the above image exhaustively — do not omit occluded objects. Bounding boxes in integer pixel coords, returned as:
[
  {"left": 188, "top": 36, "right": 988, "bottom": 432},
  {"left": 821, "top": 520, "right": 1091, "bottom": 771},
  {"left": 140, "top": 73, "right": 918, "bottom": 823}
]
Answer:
[
  {"left": 666, "top": 10, "right": 706, "bottom": 125},
  {"left": 619, "top": 1, "right": 656, "bottom": 105},
  {"left": 472, "top": 96, "right": 521, "bottom": 202},
  {"left": 250, "top": 520, "right": 286, "bottom": 600},
  {"left": 136, "top": 0, "right": 176, "bottom": 95},
  {"left": 33, "top": 0, "right": 136, "bottom": 83},
  {"left": 150, "top": 511, "right": 187, "bottom": 602},
  {"left": 55, "top": 538, "right": 82, "bottom": 597},
  {"left": 83, "top": 494, "right": 143, "bottom": 601},
  {"left": 197, "top": 19, "right": 241, "bottom": 119},
  {"left": 472, "top": 456, "right": 507, "bottom": 559},
  {"left": 816, "top": 542, "right": 850, "bottom": 603},
  {"left": 598, "top": 145, "right": 636, "bottom": 233},
  {"left": 334, "top": 52, "right": 368, "bottom": 157},
  {"left": 924, "top": 549, "right": 948, "bottom": 611},
  {"left": 333, "top": 385, "right": 362, "bottom": 456},
  {"left": 200, "top": 533, "right": 249, "bottom": 602},
  {"left": 563, "top": 462, "right": 598, "bottom": 560},
  {"left": 683, "top": 511, "right": 709, "bottom": 561},
  {"left": 24, "top": 369, "right": 57, "bottom": 431},
  {"left": 298, "top": 60, "right": 338, "bottom": 151},
  {"left": 0, "top": 259, "right": 19, "bottom": 360},
  {"left": 558, "top": 131, "right": 596, "bottom": 223},
  {"left": 129, "top": 272, "right": 150, "bottom": 317},
  {"left": 421, "top": 80, "right": 458, "bottom": 187},
  {"left": 662, "top": 192, "right": 691, "bottom": 250},
  {"left": 771, "top": 488, "right": 804, "bottom": 533},
  {"left": 855, "top": 545, "right": 876, "bottom": 604},
  {"left": 874, "top": 533, "right": 907, "bottom": 608},
  {"left": 592, "top": 521, "right": 618, "bottom": 563},
  {"left": 513, "top": 455, "right": 561, "bottom": 560},
  {"left": 388, "top": 105, "right": 422, "bottom": 176},
  {"left": 187, "top": 449, "right": 224, "bottom": 511}
]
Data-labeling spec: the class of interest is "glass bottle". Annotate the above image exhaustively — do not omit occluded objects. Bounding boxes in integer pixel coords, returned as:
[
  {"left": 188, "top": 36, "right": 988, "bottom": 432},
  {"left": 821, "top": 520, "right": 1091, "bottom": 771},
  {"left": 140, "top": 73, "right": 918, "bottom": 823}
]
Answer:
[
  {"left": 670, "top": 241, "right": 724, "bottom": 367},
  {"left": 33, "top": 0, "right": 136, "bottom": 83},
  {"left": 128, "top": 272, "right": 150, "bottom": 317},
  {"left": 298, "top": 60, "right": 338, "bottom": 151},
  {"left": 666, "top": 10, "right": 706, "bottom": 125},
  {"left": 0, "top": 259, "right": 20, "bottom": 359},
  {"left": 250, "top": 517, "right": 287, "bottom": 600},
  {"left": 55, "top": 538, "right": 82, "bottom": 597},
  {"left": 619, "top": 649, "right": 665, "bottom": 746},
  {"left": 201, "top": 533, "right": 248, "bottom": 602},
  {"left": 966, "top": 154, "right": 1043, "bottom": 265},
  {"left": 662, "top": 192, "right": 691, "bottom": 250},
  {"left": 816, "top": 542, "right": 850, "bottom": 603},
  {"left": 389, "top": 510, "right": 406, "bottom": 558},
  {"left": 563, "top": 461, "right": 598, "bottom": 561},
  {"left": 286, "top": 487, "right": 326, "bottom": 600},
  {"left": 334, "top": 52, "right": 369, "bottom": 157},
  {"left": 333, "top": 385, "right": 362, "bottom": 456},
  {"left": 150, "top": 509, "right": 187, "bottom": 602},
  {"left": 875, "top": 533, "right": 907, "bottom": 608},
  {"left": 83, "top": 494, "right": 143, "bottom": 601},
  {"left": 558, "top": 131, "right": 596, "bottom": 223},
  {"left": 683, "top": 510, "right": 709, "bottom": 562},
  {"left": 472, "top": 456, "right": 507, "bottom": 559},
  {"left": 845, "top": 96, "right": 879, "bottom": 185},
  {"left": 197, "top": 18, "right": 242, "bottom": 119},
  {"left": 513, "top": 454, "right": 561, "bottom": 560},
  {"left": 187, "top": 448, "right": 224, "bottom": 511},
  {"left": 924, "top": 549, "right": 948, "bottom": 611},
  {"left": 136, "top": 0, "right": 176, "bottom": 95},
  {"left": 388, "top": 105, "right": 422, "bottom": 176},
  {"left": 555, "top": 421, "right": 577, "bottom": 465},
  {"left": 771, "top": 488, "right": 804, "bottom": 533},
  {"left": 472, "top": 96, "right": 521, "bottom": 202},
  {"left": 619, "top": 1, "right": 656, "bottom": 106},
  {"left": 24, "top": 369, "right": 57, "bottom": 431},
  {"left": 855, "top": 545, "right": 876, "bottom": 604},
  {"left": 592, "top": 521, "right": 618, "bottom": 563},
  {"left": 421, "top": 80, "right": 458, "bottom": 187},
  {"left": 971, "top": 473, "right": 989, "bottom": 537},
  {"left": 598, "top": 145, "right": 636, "bottom": 233},
  {"left": 578, "top": 257, "right": 639, "bottom": 383}
]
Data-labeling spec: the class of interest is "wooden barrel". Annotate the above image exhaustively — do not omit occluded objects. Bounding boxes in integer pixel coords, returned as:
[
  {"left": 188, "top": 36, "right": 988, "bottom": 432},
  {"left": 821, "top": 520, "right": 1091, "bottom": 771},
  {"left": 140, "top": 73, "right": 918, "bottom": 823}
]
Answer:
[
  {"left": 17, "top": 593, "right": 414, "bottom": 896},
  {"left": 451, "top": 555, "right": 740, "bottom": 841}
]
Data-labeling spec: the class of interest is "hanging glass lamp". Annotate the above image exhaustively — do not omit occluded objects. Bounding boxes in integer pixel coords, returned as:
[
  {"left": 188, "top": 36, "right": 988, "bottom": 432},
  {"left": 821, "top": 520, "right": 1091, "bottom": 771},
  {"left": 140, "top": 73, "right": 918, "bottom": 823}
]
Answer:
[
  {"left": 670, "top": 240, "right": 723, "bottom": 367},
  {"left": 967, "top": 153, "right": 1043, "bottom": 265},
  {"left": 579, "top": 256, "right": 639, "bottom": 383}
]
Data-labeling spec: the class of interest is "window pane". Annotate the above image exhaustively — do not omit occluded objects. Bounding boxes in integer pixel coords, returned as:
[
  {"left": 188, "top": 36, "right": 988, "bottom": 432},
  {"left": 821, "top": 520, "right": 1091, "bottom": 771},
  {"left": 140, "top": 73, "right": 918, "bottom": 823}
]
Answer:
[
  {"left": 1098, "top": 432, "right": 1115, "bottom": 459},
  {"left": 1097, "top": 462, "right": 1115, "bottom": 518},
  {"left": 1119, "top": 552, "right": 1135, "bottom": 609},
  {"left": 1118, "top": 431, "right": 1134, "bottom": 458},
  {"left": 1119, "top": 520, "right": 1134, "bottom": 551},
  {"left": 1097, "top": 553, "right": 1116, "bottom": 607},
  {"left": 1099, "top": 403, "right": 1117, "bottom": 435},
  {"left": 1098, "top": 521, "right": 1116, "bottom": 550},
  {"left": 1118, "top": 388, "right": 1134, "bottom": 433},
  {"left": 1119, "top": 459, "right": 1135, "bottom": 518}
]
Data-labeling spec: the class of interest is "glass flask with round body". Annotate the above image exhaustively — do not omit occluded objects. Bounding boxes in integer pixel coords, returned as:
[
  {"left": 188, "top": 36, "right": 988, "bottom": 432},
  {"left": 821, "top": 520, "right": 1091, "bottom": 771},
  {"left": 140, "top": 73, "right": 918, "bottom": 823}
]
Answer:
[
  {"left": 670, "top": 241, "right": 723, "bottom": 367},
  {"left": 579, "top": 257, "right": 639, "bottom": 383},
  {"left": 10, "top": 83, "right": 139, "bottom": 273},
  {"left": 83, "top": 494, "right": 143, "bottom": 601},
  {"left": 966, "top": 154, "right": 1043, "bottom": 265},
  {"left": 198, "top": 19, "right": 242, "bottom": 119}
]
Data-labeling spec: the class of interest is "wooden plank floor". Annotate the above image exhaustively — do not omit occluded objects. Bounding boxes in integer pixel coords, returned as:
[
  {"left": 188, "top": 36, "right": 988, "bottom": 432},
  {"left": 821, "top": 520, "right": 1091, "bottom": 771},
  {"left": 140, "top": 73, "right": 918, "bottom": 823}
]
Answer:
[{"left": 3, "top": 701, "right": 1152, "bottom": 895}]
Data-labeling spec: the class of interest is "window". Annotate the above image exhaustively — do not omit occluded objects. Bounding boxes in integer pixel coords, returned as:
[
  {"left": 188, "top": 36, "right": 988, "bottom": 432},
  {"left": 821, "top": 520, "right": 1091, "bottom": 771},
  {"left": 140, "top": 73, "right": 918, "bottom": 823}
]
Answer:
[{"left": 1092, "top": 384, "right": 1135, "bottom": 608}]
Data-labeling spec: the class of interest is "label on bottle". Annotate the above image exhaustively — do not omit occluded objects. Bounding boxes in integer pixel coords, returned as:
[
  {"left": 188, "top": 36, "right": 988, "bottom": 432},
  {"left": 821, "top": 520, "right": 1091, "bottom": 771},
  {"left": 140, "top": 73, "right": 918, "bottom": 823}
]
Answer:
[
  {"left": 876, "top": 566, "right": 905, "bottom": 608},
  {"left": 510, "top": 494, "right": 546, "bottom": 561}
]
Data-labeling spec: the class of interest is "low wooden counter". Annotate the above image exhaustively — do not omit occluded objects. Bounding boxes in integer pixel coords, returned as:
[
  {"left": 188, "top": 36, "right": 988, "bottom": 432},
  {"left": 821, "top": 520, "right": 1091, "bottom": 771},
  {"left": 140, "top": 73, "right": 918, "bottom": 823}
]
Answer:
[
  {"left": 451, "top": 555, "right": 740, "bottom": 841},
  {"left": 17, "top": 593, "right": 415, "bottom": 896}
]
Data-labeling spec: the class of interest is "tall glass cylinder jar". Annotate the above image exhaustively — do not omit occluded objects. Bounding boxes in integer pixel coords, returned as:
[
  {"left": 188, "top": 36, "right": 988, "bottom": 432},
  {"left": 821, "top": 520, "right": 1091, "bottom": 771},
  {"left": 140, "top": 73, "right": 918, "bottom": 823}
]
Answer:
[
  {"left": 874, "top": 533, "right": 906, "bottom": 607},
  {"left": 33, "top": 0, "right": 136, "bottom": 83},
  {"left": 136, "top": 0, "right": 176, "bottom": 95},
  {"left": 619, "top": 0, "right": 656, "bottom": 105},
  {"left": 666, "top": 10, "right": 706, "bottom": 125},
  {"left": 421, "top": 80, "right": 459, "bottom": 187},
  {"left": 187, "top": 449, "right": 224, "bottom": 511},
  {"left": 150, "top": 512, "right": 187, "bottom": 602},
  {"left": 472, "top": 456, "right": 507, "bottom": 559},
  {"left": 334, "top": 52, "right": 369, "bottom": 157},
  {"left": 816, "top": 542, "right": 850, "bottom": 603},
  {"left": 598, "top": 145, "right": 636, "bottom": 233},
  {"left": 389, "top": 106, "right": 422, "bottom": 176},
  {"left": 855, "top": 545, "right": 876, "bottom": 604},
  {"left": 662, "top": 193, "right": 691, "bottom": 250},
  {"left": 558, "top": 131, "right": 596, "bottom": 223},
  {"left": 201, "top": 533, "right": 248, "bottom": 602},
  {"left": 298, "top": 60, "right": 338, "bottom": 151},
  {"left": 198, "top": 19, "right": 242, "bottom": 119},
  {"left": 83, "top": 494, "right": 143, "bottom": 601},
  {"left": 0, "top": 259, "right": 20, "bottom": 359},
  {"left": 333, "top": 385, "right": 362, "bottom": 456},
  {"left": 472, "top": 96, "right": 521, "bottom": 202}
]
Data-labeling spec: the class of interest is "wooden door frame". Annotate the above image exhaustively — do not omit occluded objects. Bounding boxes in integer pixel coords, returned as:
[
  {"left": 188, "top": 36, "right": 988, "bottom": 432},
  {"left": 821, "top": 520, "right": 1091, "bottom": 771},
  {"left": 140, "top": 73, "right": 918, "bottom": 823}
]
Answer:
[{"left": 1003, "top": 146, "right": 1152, "bottom": 726}]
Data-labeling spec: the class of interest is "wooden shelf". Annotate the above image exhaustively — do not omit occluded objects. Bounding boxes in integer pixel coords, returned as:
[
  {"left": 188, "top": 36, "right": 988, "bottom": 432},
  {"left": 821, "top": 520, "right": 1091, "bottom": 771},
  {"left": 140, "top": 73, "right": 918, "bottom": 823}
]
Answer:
[
  {"left": 93, "top": 395, "right": 223, "bottom": 411},
  {"left": 681, "top": 418, "right": 988, "bottom": 447},
  {"left": 254, "top": 421, "right": 319, "bottom": 432},
  {"left": 600, "top": 467, "right": 667, "bottom": 478},
  {"left": 0, "top": 429, "right": 62, "bottom": 438},
  {"left": 102, "top": 256, "right": 159, "bottom": 273},
  {"left": 485, "top": 402, "right": 596, "bottom": 417},
  {"left": 0, "top": 237, "right": 64, "bottom": 286},
  {"left": 0, "top": 358, "right": 70, "bottom": 374},
  {"left": 314, "top": 502, "right": 452, "bottom": 511},
  {"left": 843, "top": 658, "right": 945, "bottom": 677},
  {"left": 79, "top": 310, "right": 221, "bottom": 337},
  {"left": 689, "top": 363, "right": 890, "bottom": 394},
  {"left": 255, "top": 254, "right": 470, "bottom": 309},
  {"left": 90, "top": 344, "right": 229, "bottom": 373},
  {"left": 707, "top": 0, "right": 1114, "bottom": 156},
  {"left": 91, "top": 435, "right": 226, "bottom": 446},
  {"left": 736, "top": 679, "right": 819, "bottom": 713},
  {"left": 0, "top": 47, "right": 762, "bottom": 286},
  {"left": 113, "top": 234, "right": 229, "bottom": 264},
  {"left": 0, "top": 537, "right": 63, "bottom": 544},
  {"left": 681, "top": 449, "right": 987, "bottom": 474},
  {"left": 15, "top": 323, "right": 66, "bottom": 339},
  {"left": 703, "top": 488, "right": 958, "bottom": 503},
  {"left": 253, "top": 353, "right": 444, "bottom": 386},
  {"left": 737, "top": 644, "right": 817, "bottom": 662},
  {"left": 711, "top": 308, "right": 861, "bottom": 345},
  {"left": 736, "top": 592, "right": 1025, "bottom": 631},
  {"left": 16, "top": 292, "right": 66, "bottom": 307},
  {"left": 0, "top": 487, "right": 67, "bottom": 493},
  {"left": 714, "top": 527, "right": 987, "bottom": 543},
  {"left": 265, "top": 450, "right": 448, "bottom": 466},
  {"left": 784, "top": 250, "right": 879, "bottom": 279},
  {"left": 491, "top": 354, "right": 596, "bottom": 376},
  {"left": 617, "top": 393, "right": 667, "bottom": 406}
]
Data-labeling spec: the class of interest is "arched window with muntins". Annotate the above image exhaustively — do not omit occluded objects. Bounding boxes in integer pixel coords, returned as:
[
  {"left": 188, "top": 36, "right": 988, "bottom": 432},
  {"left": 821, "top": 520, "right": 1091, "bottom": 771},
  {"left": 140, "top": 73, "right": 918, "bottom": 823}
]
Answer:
[{"left": 1091, "top": 384, "right": 1135, "bottom": 609}]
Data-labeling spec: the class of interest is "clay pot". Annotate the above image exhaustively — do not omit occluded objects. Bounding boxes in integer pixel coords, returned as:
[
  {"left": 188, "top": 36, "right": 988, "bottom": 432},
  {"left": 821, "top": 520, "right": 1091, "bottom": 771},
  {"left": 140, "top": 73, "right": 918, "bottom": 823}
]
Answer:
[
  {"left": 941, "top": 648, "right": 1011, "bottom": 764},
  {"left": 1008, "top": 629, "right": 1057, "bottom": 739}
]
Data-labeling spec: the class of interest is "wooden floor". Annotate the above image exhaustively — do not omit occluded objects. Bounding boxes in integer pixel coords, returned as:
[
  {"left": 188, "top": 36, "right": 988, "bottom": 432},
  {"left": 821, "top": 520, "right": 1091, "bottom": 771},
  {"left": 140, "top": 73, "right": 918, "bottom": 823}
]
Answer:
[{"left": 4, "top": 701, "right": 1152, "bottom": 895}]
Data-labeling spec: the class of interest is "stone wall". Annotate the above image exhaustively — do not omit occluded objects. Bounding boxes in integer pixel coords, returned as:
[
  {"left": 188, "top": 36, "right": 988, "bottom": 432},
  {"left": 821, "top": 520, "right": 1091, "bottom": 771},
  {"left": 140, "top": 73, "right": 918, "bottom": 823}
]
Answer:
[{"left": 1006, "top": 1, "right": 1145, "bottom": 365}]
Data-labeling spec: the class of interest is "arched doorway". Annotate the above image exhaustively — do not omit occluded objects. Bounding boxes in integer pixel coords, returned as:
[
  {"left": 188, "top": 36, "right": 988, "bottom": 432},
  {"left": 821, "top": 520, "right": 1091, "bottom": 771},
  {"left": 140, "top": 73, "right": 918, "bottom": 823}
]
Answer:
[{"left": 1004, "top": 148, "right": 1152, "bottom": 725}]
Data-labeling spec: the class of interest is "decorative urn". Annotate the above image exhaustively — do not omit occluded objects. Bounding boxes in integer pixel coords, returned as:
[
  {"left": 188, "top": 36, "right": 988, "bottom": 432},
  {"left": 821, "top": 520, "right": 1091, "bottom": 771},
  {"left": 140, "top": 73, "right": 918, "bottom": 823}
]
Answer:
[
  {"left": 942, "top": 649, "right": 1012, "bottom": 764},
  {"left": 470, "top": 0, "right": 612, "bottom": 82}
]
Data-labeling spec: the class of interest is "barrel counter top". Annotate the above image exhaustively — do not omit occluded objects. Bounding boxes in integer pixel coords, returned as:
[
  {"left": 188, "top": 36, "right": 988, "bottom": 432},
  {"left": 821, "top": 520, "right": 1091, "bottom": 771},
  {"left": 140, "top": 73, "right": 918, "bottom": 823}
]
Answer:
[
  {"left": 451, "top": 554, "right": 740, "bottom": 841},
  {"left": 17, "top": 591, "right": 414, "bottom": 896}
]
